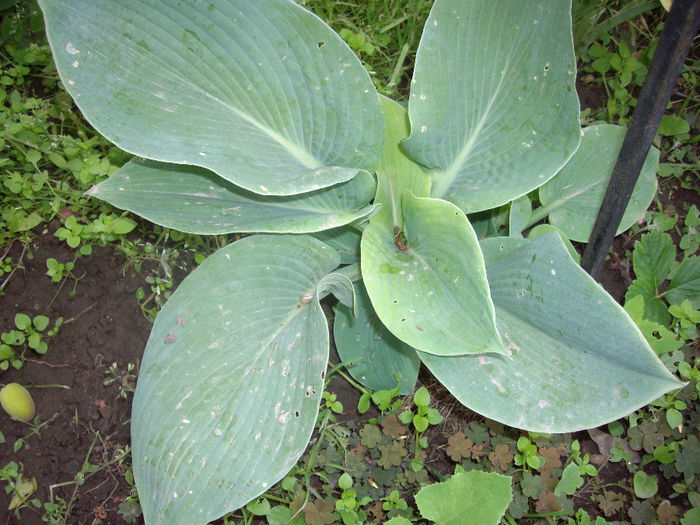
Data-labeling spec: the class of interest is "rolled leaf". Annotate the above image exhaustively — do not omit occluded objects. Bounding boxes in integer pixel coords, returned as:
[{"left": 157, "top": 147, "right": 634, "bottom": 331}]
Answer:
[
  {"left": 131, "top": 235, "right": 339, "bottom": 524},
  {"left": 89, "top": 159, "right": 377, "bottom": 234},
  {"left": 420, "top": 234, "right": 682, "bottom": 433},
  {"left": 334, "top": 282, "right": 420, "bottom": 395},
  {"left": 403, "top": 0, "right": 580, "bottom": 212},
  {"left": 538, "top": 124, "right": 658, "bottom": 242},
  {"left": 361, "top": 191, "right": 504, "bottom": 357},
  {"left": 39, "top": 0, "right": 383, "bottom": 195},
  {"left": 373, "top": 95, "right": 431, "bottom": 229}
]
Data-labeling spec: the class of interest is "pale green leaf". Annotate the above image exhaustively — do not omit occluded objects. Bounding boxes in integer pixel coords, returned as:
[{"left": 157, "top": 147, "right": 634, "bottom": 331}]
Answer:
[
  {"left": 334, "top": 282, "right": 420, "bottom": 395},
  {"left": 373, "top": 95, "right": 431, "bottom": 229},
  {"left": 385, "top": 518, "right": 412, "bottom": 525},
  {"left": 555, "top": 463, "right": 584, "bottom": 496},
  {"left": 625, "top": 231, "right": 675, "bottom": 325},
  {"left": 624, "top": 296, "right": 683, "bottom": 355},
  {"left": 40, "top": 0, "right": 383, "bottom": 195},
  {"left": 361, "top": 192, "right": 504, "bottom": 356},
  {"left": 90, "top": 159, "right": 377, "bottom": 234},
  {"left": 633, "top": 471, "right": 658, "bottom": 499},
  {"left": 415, "top": 471, "right": 512, "bottom": 525},
  {"left": 131, "top": 235, "right": 339, "bottom": 524},
  {"left": 403, "top": 0, "right": 580, "bottom": 212},
  {"left": 657, "top": 114, "right": 690, "bottom": 136},
  {"left": 420, "top": 235, "right": 682, "bottom": 432},
  {"left": 539, "top": 125, "right": 658, "bottom": 242},
  {"left": 665, "top": 256, "right": 699, "bottom": 308}
]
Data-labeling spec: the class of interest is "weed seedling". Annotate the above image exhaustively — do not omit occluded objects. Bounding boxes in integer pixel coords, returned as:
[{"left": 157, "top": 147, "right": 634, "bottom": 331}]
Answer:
[
  {"left": 103, "top": 361, "right": 138, "bottom": 399},
  {"left": 12, "top": 412, "right": 60, "bottom": 452},
  {"left": 0, "top": 313, "right": 63, "bottom": 370},
  {"left": 0, "top": 461, "right": 41, "bottom": 518},
  {"left": 47, "top": 432, "right": 131, "bottom": 523},
  {"left": 397, "top": 386, "right": 443, "bottom": 470},
  {"left": 514, "top": 435, "right": 545, "bottom": 471}
]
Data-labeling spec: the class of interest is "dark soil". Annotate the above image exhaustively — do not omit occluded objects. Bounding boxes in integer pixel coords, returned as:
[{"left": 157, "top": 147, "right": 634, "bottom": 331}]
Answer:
[{"left": 1, "top": 223, "right": 151, "bottom": 525}]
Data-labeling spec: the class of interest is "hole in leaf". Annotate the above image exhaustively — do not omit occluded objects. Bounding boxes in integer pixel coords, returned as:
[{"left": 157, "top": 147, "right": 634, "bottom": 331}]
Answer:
[
  {"left": 294, "top": 410, "right": 300, "bottom": 418},
  {"left": 317, "top": 41, "right": 325, "bottom": 48}
]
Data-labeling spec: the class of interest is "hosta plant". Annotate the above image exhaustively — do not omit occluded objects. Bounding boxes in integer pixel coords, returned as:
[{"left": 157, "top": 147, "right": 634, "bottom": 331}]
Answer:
[{"left": 39, "top": 0, "right": 682, "bottom": 523}]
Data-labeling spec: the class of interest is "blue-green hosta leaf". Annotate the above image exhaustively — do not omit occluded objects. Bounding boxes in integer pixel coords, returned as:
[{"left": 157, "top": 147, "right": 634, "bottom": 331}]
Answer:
[
  {"left": 420, "top": 234, "right": 682, "bottom": 433},
  {"left": 39, "top": 0, "right": 383, "bottom": 196},
  {"left": 334, "top": 281, "right": 420, "bottom": 395},
  {"left": 373, "top": 96, "right": 430, "bottom": 228},
  {"left": 539, "top": 124, "right": 658, "bottom": 242},
  {"left": 469, "top": 206, "right": 510, "bottom": 240},
  {"left": 361, "top": 191, "right": 504, "bottom": 356},
  {"left": 131, "top": 235, "right": 339, "bottom": 524},
  {"left": 313, "top": 226, "right": 362, "bottom": 265},
  {"left": 89, "top": 159, "right": 377, "bottom": 234},
  {"left": 509, "top": 196, "right": 532, "bottom": 237},
  {"left": 403, "top": 0, "right": 580, "bottom": 213},
  {"left": 527, "top": 224, "right": 581, "bottom": 264}
]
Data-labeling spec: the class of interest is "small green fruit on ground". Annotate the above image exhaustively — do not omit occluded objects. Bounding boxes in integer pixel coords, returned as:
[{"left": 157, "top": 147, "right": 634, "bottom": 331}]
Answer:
[{"left": 0, "top": 383, "right": 36, "bottom": 422}]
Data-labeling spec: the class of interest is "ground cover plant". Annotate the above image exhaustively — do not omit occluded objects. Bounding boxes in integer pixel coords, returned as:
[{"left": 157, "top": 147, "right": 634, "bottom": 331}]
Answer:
[
  {"left": 0, "top": 0, "right": 698, "bottom": 524},
  {"left": 31, "top": 0, "right": 696, "bottom": 523}
]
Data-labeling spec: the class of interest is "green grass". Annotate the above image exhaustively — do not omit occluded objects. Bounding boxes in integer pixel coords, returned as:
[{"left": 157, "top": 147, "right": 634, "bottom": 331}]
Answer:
[{"left": 299, "top": 0, "right": 434, "bottom": 98}]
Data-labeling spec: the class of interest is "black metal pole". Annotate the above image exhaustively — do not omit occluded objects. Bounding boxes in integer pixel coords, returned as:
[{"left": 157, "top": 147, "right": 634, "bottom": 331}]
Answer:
[{"left": 580, "top": 0, "right": 700, "bottom": 278}]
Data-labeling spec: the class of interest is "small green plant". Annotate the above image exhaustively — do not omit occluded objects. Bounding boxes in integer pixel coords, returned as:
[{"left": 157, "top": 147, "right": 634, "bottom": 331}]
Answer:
[
  {"left": 47, "top": 433, "right": 131, "bottom": 523},
  {"left": 582, "top": 35, "right": 651, "bottom": 123},
  {"left": 45, "top": 257, "right": 76, "bottom": 283},
  {"left": 0, "top": 313, "right": 62, "bottom": 370},
  {"left": 0, "top": 461, "right": 41, "bottom": 518},
  {"left": 11, "top": 412, "right": 61, "bottom": 453},
  {"left": 567, "top": 439, "right": 598, "bottom": 478},
  {"left": 55, "top": 212, "right": 137, "bottom": 253},
  {"left": 117, "top": 468, "right": 143, "bottom": 523},
  {"left": 334, "top": 472, "right": 371, "bottom": 524},
  {"left": 103, "top": 361, "right": 138, "bottom": 399},
  {"left": 514, "top": 435, "right": 545, "bottom": 471},
  {"left": 135, "top": 273, "right": 174, "bottom": 322}
]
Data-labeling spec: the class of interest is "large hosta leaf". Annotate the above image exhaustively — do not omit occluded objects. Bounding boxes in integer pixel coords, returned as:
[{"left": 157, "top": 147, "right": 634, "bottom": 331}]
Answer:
[
  {"left": 402, "top": 0, "right": 580, "bottom": 212},
  {"left": 89, "top": 159, "right": 377, "bottom": 234},
  {"left": 538, "top": 124, "right": 658, "bottom": 242},
  {"left": 361, "top": 192, "right": 504, "bottom": 357},
  {"left": 420, "top": 234, "right": 682, "bottom": 433},
  {"left": 131, "top": 235, "right": 339, "bottom": 524},
  {"left": 334, "top": 281, "right": 420, "bottom": 395},
  {"left": 39, "top": 0, "right": 383, "bottom": 195}
]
